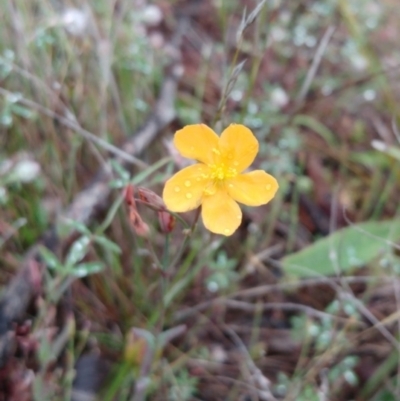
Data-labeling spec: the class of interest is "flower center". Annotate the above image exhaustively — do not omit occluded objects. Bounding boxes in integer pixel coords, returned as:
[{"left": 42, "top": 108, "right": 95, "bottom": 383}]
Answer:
[
  {"left": 202, "top": 162, "right": 238, "bottom": 196},
  {"left": 209, "top": 146, "right": 238, "bottom": 179},
  {"left": 202, "top": 147, "right": 239, "bottom": 196},
  {"left": 209, "top": 163, "right": 237, "bottom": 181}
]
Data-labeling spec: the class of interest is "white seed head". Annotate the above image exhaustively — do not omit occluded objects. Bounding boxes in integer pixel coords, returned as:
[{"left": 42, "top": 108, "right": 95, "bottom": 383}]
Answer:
[
  {"left": 61, "top": 8, "right": 89, "bottom": 36},
  {"left": 12, "top": 159, "right": 41, "bottom": 182},
  {"left": 141, "top": 5, "right": 163, "bottom": 26}
]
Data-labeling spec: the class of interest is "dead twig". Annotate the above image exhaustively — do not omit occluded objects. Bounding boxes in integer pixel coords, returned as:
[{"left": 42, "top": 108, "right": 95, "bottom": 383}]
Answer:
[
  {"left": 224, "top": 326, "right": 277, "bottom": 401},
  {"left": 295, "top": 25, "right": 336, "bottom": 105},
  {"left": 173, "top": 275, "right": 391, "bottom": 322}
]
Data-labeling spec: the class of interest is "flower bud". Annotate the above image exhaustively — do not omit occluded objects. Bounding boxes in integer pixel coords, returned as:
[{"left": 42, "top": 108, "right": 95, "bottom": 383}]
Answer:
[
  {"left": 124, "top": 330, "right": 148, "bottom": 368},
  {"left": 137, "top": 187, "right": 166, "bottom": 211},
  {"left": 158, "top": 211, "right": 175, "bottom": 233},
  {"left": 123, "top": 184, "right": 150, "bottom": 237}
]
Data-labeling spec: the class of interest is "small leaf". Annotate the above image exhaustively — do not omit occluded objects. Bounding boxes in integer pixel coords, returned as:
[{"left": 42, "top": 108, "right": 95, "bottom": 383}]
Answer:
[
  {"left": 282, "top": 220, "right": 400, "bottom": 278},
  {"left": 371, "top": 140, "right": 400, "bottom": 162},
  {"left": 350, "top": 150, "right": 390, "bottom": 169},
  {"left": 109, "top": 179, "right": 127, "bottom": 189},
  {"left": 0, "top": 112, "right": 13, "bottom": 127},
  {"left": 94, "top": 235, "right": 121, "bottom": 254},
  {"left": 293, "top": 114, "right": 338, "bottom": 146},
  {"left": 11, "top": 104, "right": 36, "bottom": 119},
  {"left": 131, "top": 157, "right": 171, "bottom": 185},
  {"left": 65, "top": 236, "right": 91, "bottom": 266},
  {"left": 61, "top": 218, "right": 92, "bottom": 236},
  {"left": 71, "top": 262, "right": 104, "bottom": 278},
  {"left": 39, "top": 246, "right": 61, "bottom": 270},
  {"left": 110, "top": 159, "right": 131, "bottom": 181}
]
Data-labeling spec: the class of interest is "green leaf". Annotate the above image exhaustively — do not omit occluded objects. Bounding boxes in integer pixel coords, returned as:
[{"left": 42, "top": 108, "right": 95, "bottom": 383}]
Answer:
[
  {"left": 61, "top": 218, "right": 92, "bottom": 236},
  {"left": 371, "top": 140, "right": 400, "bottom": 162},
  {"left": 131, "top": 157, "right": 171, "bottom": 185},
  {"left": 282, "top": 220, "right": 400, "bottom": 278},
  {"left": 108, "top": 179, "right": 127, "bottom": 189},
  {"left": 11, "top": 104, "right": 36, "bottom": 119},
  {"left": 110, "top": 159, "right": 131, "bottom": 181},
  {"left": 94, "top": 235, "right": 121, "bottom": 254},
  {"left": 71, "top": 262, "right": 104, "bottom": 278},
  {"left": 65, "top": 236, "right": 91, "bottom": 267},
  {"left": 293, "top": 114, "right": 338, "bottom": 146},
  {"left": 350, "top": 150, "right": 391, "bottom": 169},
  {"left": 39, "top": 246, "right": 61, "bottom": 270}
]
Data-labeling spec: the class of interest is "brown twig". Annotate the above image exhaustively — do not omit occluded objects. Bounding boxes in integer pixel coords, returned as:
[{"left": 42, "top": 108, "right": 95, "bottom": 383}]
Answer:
[{"left": 173, "top": 275, "right": 394, "bottom": 322}]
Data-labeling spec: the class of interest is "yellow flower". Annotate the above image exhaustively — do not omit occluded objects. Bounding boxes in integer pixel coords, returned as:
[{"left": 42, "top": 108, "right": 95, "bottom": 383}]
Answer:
[{"left": 162, "top": 124, "right": 279, "bottom": 236}]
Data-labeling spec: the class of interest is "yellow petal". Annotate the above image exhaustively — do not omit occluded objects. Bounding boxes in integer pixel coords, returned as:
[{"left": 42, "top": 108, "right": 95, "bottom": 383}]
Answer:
[
  {"left": 174, "top": 124, "right": 219, "bottom": 165},
  {"left": 219, "top": 124, "right": 259, "bottom": 172},
  {"left": 227, "top": 170, "right": 279, "bottom": 206},
  {"left": 163, "top": 164, "right": 211, "bottom": 212},
  {"left": 201, "top": 190, "right": 242, "bottom": 236}
]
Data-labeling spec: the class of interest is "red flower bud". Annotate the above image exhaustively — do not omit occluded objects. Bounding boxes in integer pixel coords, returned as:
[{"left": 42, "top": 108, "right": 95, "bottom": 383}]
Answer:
[
  {"left": 137, "top": 187, "right": 166, "bottom": 211},
  {"left": 123, "top": 184, "right": 150, "bottom": 237},
  {"left": 158, "top": 210, "right": 175, "bottom": 233}
]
